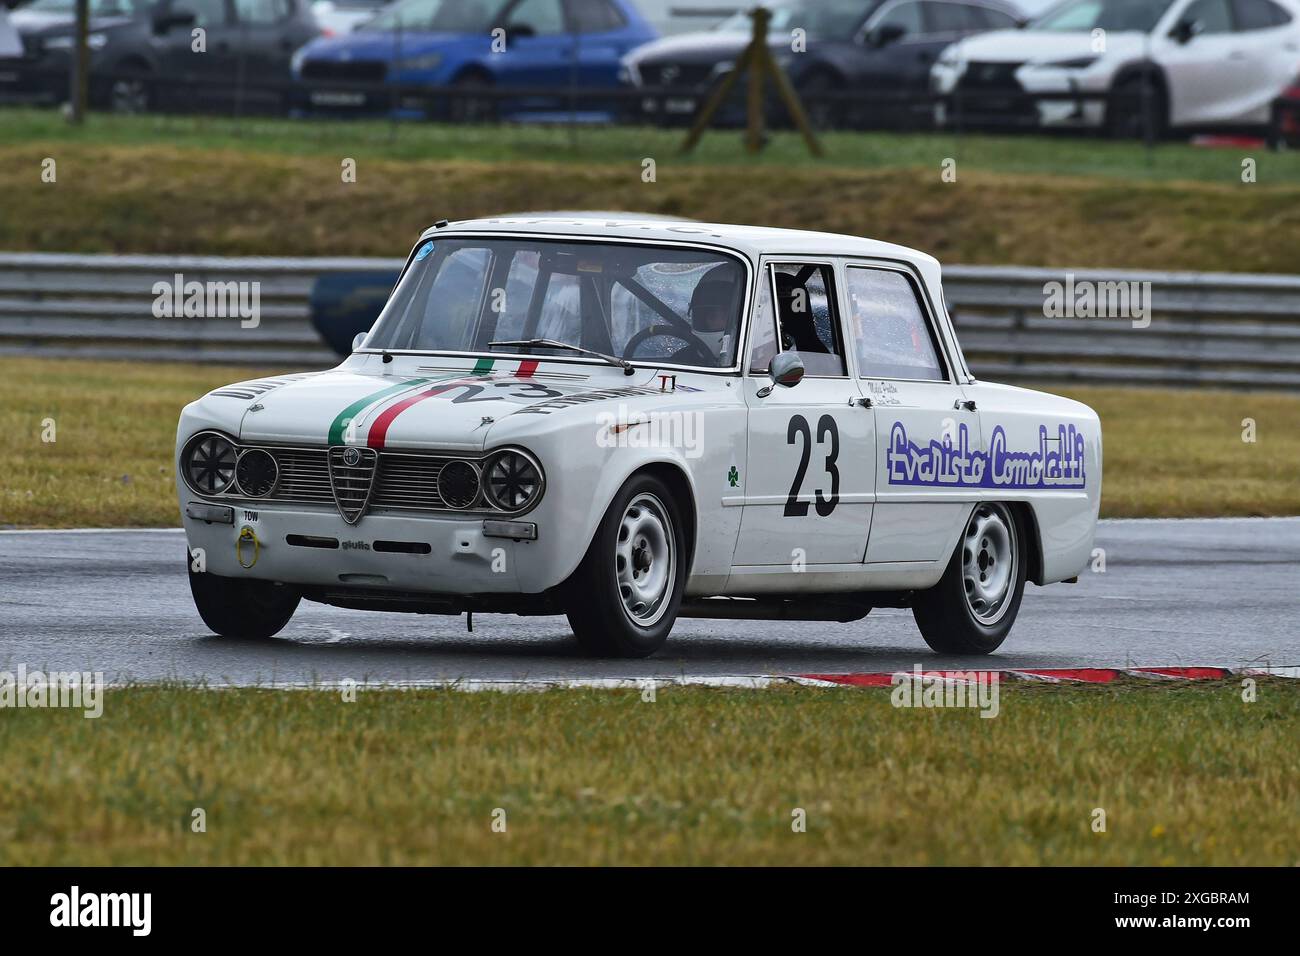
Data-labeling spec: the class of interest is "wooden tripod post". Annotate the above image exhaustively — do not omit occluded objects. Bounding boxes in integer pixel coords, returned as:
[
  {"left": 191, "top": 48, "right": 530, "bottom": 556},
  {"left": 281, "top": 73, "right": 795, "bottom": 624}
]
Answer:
[{"left": 680, "top": 6, "right": 824, "bottom": 157}]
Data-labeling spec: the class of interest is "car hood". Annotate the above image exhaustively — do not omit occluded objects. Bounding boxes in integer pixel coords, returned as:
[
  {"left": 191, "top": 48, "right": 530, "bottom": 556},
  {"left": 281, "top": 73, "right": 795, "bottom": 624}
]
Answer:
[
  {"left": 10, "top": 11, "right": 134, "bottom": 35},
  {"left": 625, "top": 30, "right": 755, "bottom": 66},
  {"left": 193, "top": 359, "right": 719, "bottom": 452},
  {"left": 945, "top": 29, "right": 1147, "bottom": 63},
  {"left": 298, "top": 29, "right": 478, "bottom": 61}
]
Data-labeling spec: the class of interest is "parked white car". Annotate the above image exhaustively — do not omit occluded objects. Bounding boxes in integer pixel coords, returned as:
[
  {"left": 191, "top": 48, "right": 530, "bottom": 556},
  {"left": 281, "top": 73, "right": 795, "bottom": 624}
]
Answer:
[
  {"left": 177, "top": 218, "right": 1102, "bottom": 658},
  {"left": 930, "top": 0, "right": 1300, "bottom": 135}
]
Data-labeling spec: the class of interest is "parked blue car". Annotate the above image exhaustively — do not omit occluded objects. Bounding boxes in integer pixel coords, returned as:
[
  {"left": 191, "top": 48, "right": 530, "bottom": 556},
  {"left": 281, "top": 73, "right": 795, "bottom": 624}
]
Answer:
[{"left": 292, "top": 0, "right": 657, "bottom": 121}]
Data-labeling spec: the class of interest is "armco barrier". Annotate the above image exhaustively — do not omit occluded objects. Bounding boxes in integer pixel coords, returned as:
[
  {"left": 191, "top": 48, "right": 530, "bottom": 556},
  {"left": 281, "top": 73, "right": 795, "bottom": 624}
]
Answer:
[{"left": 2, "top": 253, "right": 1298, "bottom": 389}]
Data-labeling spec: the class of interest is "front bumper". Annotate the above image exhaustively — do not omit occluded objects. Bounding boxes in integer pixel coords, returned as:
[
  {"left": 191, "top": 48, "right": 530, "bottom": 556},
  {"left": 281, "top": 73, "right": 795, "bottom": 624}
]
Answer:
[
  {"left": 931, "top": 61, "right": 1106, "bottom": 130},
  {"left": 182, "top": 501, "right": 541, "bottom": 596},
  {"left": 0, "top": 54, "right": 67, "bottom": 104}
]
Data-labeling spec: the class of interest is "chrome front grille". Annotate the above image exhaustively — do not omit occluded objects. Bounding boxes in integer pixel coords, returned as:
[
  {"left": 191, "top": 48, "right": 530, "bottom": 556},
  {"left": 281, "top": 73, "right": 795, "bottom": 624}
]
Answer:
[
  {"left": 273, "top": 448, "right": 334, "bottom": 503},
  {"left": 327, "top": 446, "right": 379, "bottom": 524},
  {"left": 372, "top": 453, "right": 446, "bottom": 510},
  {"left": 214, "top": 445, "right": 485, "bottom": 517}
]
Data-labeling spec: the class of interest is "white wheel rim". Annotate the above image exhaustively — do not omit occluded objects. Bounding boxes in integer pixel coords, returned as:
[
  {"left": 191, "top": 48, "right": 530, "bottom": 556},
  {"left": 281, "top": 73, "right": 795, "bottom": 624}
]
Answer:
[
  {"left": 615, "top": 493, "right": 675, "bottom": 627},
  {"left": 962, "top": 503, "right": 1017, "bottom": 626}
]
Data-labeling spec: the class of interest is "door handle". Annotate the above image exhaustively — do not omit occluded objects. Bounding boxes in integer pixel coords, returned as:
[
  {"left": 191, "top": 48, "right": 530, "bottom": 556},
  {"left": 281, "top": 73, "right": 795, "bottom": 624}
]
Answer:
[
  {"left": 954, "top": 399, "right": 976, "bottom": 411},
  {"left": 850, "top": 396, "right": 872, "bottom": 408}
]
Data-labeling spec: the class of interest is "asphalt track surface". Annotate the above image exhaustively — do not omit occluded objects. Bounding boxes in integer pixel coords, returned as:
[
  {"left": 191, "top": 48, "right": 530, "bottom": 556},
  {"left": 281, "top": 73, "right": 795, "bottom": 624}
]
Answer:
[{"left": 1, "top": 518, "right": 1296, "bottom": 684}]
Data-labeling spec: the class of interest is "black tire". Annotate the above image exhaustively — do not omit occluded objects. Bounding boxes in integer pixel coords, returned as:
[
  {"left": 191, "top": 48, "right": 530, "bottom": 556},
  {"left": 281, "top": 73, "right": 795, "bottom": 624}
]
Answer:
[
  {"left": 106, "top": 61, "right": 155, "bottom": 115},
  {"left": 187, "top": 554, "right": 300, "bottom": 640},
  {"left": 795, "top": 69, "right": 844, "bottom": 131},
  {"left": 448, "top": 71, "right": 497, "bottom": 123},
  {"left": 1107, "top": 74, "right": 1166, "bottom": 141},
  {"left": 564, "top": 474, "right": 688, "bottom": 658},
  {"left": 912, "top": 502, "right": 1027, "bottom": 655}
]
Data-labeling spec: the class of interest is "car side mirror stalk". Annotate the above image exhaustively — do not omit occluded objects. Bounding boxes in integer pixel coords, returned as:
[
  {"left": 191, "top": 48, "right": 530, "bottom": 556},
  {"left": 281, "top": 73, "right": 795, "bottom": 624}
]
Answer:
[
  {"left": 756, "top": 351, "right": 805, "bottom": 397},
  {"left": 351, "top": 332, "right": 367, "bottom": 352}
]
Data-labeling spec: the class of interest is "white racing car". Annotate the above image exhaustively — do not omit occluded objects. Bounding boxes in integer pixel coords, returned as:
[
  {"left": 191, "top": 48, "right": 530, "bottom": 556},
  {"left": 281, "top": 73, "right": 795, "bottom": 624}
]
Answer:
[{"left": 177, "top": 218, "right": 1101, "bottom": 658}]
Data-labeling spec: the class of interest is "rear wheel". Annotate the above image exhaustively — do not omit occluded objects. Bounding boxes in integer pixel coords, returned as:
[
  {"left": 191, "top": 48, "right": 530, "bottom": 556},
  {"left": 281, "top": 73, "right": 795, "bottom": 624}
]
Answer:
[
  {"left": 108, "top": 62, "right": 154, "bottom": 115},
  {"left": 1107, "top": 74, "right": 1166, "bottom": 141},
  {"left": 448, "top": 71, "right": 497, "bottom": 123},
  {"left": 564, "top": 475, "right": 687, "bottom": 658},
  {"left": 912, "top": 502, "right": 1026, "bottom": 655},
  {"left": 795, "top": 69, "right": 844, "bottom": 130},
  {"left": 188, "top": 555, "right": 300, "bottom": 640}
]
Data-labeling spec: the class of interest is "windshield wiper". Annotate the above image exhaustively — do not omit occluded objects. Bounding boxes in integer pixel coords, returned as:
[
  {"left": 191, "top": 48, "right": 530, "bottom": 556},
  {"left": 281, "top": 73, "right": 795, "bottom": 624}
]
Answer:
[{"left": 488, "top": 338, "right": 633, "bottom": 374}]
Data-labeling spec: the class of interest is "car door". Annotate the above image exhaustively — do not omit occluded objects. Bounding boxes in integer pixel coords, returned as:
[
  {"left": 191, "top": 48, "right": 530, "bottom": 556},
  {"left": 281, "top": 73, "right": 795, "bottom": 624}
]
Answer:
[
  {"left": 733, "top": 260, "right": 875, "bottom": 568},
  {"left": 493, "top": 0, "right": 574, "bottom": 108},
  {"left": 841, "top": 261, "right": 979, "bottom": 565},
  {"left": 1161, "top": 0, "right": 1258, "bottom": 125},
  {"left": 228, "top": 0, "right": 303, "bottom": 110},
  {"left": 152, "top": 0, "right": 238, "bottom": 109},
  {"left": 563, "top": 0, "right": 636, "bottom": 88},
  {"left": 857, "top": 0, "right": 930, "bottom": 94},
  {"left": 1223, "top": 0, "right": 1300, "bottom": 122}
]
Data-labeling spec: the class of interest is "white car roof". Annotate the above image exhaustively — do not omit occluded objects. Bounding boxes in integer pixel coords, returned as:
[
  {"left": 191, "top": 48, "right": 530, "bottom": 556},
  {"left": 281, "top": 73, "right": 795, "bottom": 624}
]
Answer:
[{"left": 423, "top": 216, "right": 943, "bottom": 281}]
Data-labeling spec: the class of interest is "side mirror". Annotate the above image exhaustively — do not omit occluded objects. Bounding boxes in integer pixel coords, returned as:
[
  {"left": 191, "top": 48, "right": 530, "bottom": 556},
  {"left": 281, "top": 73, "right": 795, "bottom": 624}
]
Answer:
[
  {"left": 757, "top": 351, "right": 805, "bottom": 396},
  {"left": 1170, "top": 18, "right": 1201, "bottom": 44},
  {"left": 351, "top": 331, "right": 368, "bottom": 352},
  {"left": 869, "top": 23, "right": 906, "bottom": 48},
  {"left": 503, "top": 23, "right": 536, "bottom": 45}
]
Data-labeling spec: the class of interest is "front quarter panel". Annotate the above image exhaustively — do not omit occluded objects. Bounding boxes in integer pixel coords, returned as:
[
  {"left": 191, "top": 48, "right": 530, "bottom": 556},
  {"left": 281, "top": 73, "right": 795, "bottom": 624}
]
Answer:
[{"left": 483, "top": 376, "right": 746, "bottom": 594}]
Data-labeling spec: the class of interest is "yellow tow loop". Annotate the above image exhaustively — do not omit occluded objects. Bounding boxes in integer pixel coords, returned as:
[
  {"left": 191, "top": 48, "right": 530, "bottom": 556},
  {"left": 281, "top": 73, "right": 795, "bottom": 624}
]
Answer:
[{"left": 236, "top": 525, "right": 260, "bottom": 569}]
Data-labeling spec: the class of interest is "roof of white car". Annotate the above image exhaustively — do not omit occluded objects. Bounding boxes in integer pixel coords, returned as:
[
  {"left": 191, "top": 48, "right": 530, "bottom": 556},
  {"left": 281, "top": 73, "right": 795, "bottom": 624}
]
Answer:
[{"left": 425, "top": 216, "right": 940, "bottom": 272}]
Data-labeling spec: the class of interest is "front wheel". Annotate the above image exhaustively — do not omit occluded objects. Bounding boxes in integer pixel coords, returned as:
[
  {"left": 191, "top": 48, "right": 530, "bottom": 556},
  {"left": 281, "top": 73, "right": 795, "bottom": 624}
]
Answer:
[
  {"left": 912, "top": 502, "right": 1027, "bottom": 655},
  {"left": 188, "top": 555, "right": 300, "bottom": 640},
  {"left": 564, "top": 475, "right": 687, "bottom": 658}
]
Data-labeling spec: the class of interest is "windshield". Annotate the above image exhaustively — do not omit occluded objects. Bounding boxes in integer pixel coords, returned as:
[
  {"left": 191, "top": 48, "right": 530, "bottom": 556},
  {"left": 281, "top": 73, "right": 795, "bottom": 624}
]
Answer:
[
  {"left": 1032, "top": 0, "right": 1177, "bottom": 32},
  {"left": 361, "top": 0, "right": 497, "bottom": 32},
  {"left": 366, "top": 237, "right": 748, "bottom": 370},
  {"left": 715, "top": 0, "right": 876, "bottom": 38},
  {"left": 23, "top": 0, "right": 139, "bottom": 14}
]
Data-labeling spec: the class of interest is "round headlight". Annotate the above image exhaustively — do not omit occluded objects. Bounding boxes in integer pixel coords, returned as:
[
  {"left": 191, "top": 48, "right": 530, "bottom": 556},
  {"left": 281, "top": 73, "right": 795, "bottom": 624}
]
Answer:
[
  {"left": 482, "top": 449, "right": 544, "bottom": 514},
  {"left": 437, "top": 460, "right": 481, "bottom": 510},
  {"left": 183, "top": 432, "right": 238, "bottom": 496},
  {"left": 235, "top": 448, "right": 279, "bottom": 498}
]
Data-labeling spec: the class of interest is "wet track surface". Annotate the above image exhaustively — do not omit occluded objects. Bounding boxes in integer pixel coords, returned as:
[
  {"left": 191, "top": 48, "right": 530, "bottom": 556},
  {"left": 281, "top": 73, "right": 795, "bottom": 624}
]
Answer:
[{"left": 1, "top": 518, "right": 1296, "bottom": 684}]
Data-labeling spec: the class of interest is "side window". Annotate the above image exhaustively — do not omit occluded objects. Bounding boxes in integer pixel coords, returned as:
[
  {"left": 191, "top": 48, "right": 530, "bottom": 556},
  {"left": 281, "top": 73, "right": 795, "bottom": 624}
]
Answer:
[
  {"left": 1181, "top": 0, "right": 1233, "bottom": 33},
  {"left": 506, "top": 0, "right": 567, "bottom": 35},
  {"left": 232, "top": 0, "right": 290, "bottom": 25},
  {"left": 770, "top": 263, "right": 846, "bottom": 377},
  {"left": 747, "top": 277, "right": 778, "bottom": 373},
  {"left": 182, "top": 0, "right": 229, "bottom": 27},
  {"left": 925, "top": 1, "right": 980, "bottom": 31},
  {"left": 566, "top": 0, "right": 625, "bottom": 32},
  {"left": 845, "top": 267, "right": 946, "bottom": 382},
  {"left": 1231, "top": 0, "right": 1291, "bottom": 28},
  {"left": 873, "top": 0, "right": 925, "bottom": 35},
  {"left": 974, "top": 5, "right": 1019, "bottom": 28}
]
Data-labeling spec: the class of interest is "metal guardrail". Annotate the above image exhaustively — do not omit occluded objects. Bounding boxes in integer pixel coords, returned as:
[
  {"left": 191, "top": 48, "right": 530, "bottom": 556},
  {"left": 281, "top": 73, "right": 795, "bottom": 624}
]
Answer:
[{"left": 3, "top": 253, "right": 1299, "bottom": 389}]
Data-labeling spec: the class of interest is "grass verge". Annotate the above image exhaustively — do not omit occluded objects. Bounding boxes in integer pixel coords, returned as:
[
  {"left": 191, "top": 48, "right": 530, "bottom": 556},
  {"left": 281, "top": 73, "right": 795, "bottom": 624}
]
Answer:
[
  {"left": 2, "top": 358, "right": 1297, "bottom": 527},
  {"left": 2, "top": 110, "right": 1298, "bottom": 271},
  {"left": 0, "top": 681, "right": 1295, "bottom": 865}
]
